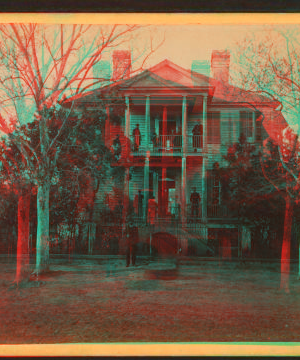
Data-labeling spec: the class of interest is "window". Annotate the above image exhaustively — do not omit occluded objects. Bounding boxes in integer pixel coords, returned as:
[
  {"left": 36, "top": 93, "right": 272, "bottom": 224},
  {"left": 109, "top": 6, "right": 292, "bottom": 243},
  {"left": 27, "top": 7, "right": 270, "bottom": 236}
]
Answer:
[
  {"left": 240, "top": 111, "right": 253, "bottom": 139},
  {"left": 212, "top": 176, "right": 222, "bottom": 205},
  {"left": 207, "top": 111, "right": 221, "bottom": 144},
  {"left": 220, "top": 112, "right": 239, "bottom": 144},
  {"left": 255, "top": 114, "right": 262, "bottom": 142}
]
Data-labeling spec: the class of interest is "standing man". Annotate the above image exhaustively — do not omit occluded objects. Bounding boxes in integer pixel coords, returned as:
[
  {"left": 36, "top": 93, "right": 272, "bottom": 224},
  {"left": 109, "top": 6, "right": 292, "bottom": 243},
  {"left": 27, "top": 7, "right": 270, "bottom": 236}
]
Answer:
[
  {"left": 138, "top": 190, "right": 144, "bottom": 219},
  {"left": 151, "top": 130, "right": 158, "bottom": 149},
  {"left": 112, "top": 134, "right": 122, "bottom": 160},
  {"left": 174, "top": 127, "right": 182, "bottom": 152},
  {"left": 192, "top": 124, "right": 203, "bottom": 151},
  {"left": 148, "top": 195, "right": 158, "bottom": 226},
  {"left": 125, "top": 221, "right": 138, "bottom": 267},
  {"left": 190, "top": 187, "right": 201, "bottom": 218},
  {"left": 133, "top": 123, "right": 141, "bottom": 151}
]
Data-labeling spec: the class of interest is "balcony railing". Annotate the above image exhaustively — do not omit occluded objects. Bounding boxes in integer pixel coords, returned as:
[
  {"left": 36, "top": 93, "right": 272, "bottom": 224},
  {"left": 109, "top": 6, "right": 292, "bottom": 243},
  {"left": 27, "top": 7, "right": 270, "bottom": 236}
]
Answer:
[
  {"left": 130, "top": 135, "right": 203, "bottom": 155},
  {"left": 131, "top": 203, "right": 230, "bottom": 224},
  {"left": 97, "top": 204, "right": 232, "bottom": 227},
  {"left": 207, "top": 204, "right": 230, "bottom": 218}
]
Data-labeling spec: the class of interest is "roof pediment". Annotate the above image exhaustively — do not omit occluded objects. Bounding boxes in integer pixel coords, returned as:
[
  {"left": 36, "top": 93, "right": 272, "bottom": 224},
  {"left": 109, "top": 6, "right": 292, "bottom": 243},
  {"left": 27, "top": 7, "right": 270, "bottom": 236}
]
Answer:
[{"left": 119, "top": 59, "right": 211, "bottom": 91}]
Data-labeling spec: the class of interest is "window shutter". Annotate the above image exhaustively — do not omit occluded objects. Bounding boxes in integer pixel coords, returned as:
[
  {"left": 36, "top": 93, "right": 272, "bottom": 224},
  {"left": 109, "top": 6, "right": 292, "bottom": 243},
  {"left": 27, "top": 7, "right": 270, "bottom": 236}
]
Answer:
[
  {"left": 220, "top": 112, "right": 231, "bottom": 145},
  {"left": 207, "top": 111, "right": 221, "bottom": 144},
  {"left": 240, "top": 111, "right": 253, "bottom": 140}
]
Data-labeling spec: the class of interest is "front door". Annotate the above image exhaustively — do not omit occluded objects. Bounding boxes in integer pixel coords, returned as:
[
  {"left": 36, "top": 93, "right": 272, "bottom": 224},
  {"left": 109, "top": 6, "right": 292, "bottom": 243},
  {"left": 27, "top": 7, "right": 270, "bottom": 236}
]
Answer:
[
  {"left": 158, "top": 176, "right": 175, "bottom": 217},
  {"left": 159, "top": 120, "right": 177, "bottom": 136}
]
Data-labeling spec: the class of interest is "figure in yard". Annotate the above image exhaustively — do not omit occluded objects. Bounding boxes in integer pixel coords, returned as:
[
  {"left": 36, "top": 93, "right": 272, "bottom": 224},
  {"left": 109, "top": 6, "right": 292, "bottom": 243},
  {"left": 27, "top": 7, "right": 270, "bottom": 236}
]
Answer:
[
  {"left": 125, "top": 221, "right": 138, "bottom": 267},
  {"left": 138, "top": 189, "right": 144, "bottom": 218},
  {"left": 112, "top": 134, "right": 121, "bottom": 160},
  {"left": 133, "top": 124, "right": 141, "bottom": 151},
  {"left": 190, "top": 187, "right": 201, "bottom": 218},
  {"left": 148, "top": 195, "right": 158, "bottom": 226},
  {"left": 192, "top": 123, "right": 202, "bottom": 151}
]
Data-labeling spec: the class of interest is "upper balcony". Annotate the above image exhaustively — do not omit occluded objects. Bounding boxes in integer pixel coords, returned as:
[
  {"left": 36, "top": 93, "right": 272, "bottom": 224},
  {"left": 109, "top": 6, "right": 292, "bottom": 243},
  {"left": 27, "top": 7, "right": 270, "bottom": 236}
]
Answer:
[{"left": 130, "top": 134, "right": 203, "bottom": 156}]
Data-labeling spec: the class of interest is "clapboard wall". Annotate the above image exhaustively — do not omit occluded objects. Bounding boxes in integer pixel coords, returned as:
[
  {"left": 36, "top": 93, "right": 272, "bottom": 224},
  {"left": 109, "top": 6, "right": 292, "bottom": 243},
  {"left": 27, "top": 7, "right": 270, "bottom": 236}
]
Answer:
[
  {"left": 186, "top": 158, "right": 202, "bottom": 204},
  {"left": 129, "top": 167, "right": 144, "bottom": 201}
]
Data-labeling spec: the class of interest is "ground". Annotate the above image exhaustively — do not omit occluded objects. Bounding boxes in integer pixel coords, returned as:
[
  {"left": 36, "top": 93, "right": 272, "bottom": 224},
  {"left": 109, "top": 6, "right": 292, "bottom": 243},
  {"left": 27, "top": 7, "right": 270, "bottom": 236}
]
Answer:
[{"left": 0, "top": 256, "right": 300, "bottom": 343}]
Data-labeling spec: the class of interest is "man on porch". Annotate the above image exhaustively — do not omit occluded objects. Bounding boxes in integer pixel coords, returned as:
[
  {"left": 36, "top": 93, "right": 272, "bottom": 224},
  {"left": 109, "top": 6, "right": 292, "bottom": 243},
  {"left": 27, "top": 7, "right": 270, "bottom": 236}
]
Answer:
[
  {"left": 133, "top": 124, "right": 141, "bottom": 151},
  {"left": 190, "top": 187, "right": 201, "bottom": 218}
]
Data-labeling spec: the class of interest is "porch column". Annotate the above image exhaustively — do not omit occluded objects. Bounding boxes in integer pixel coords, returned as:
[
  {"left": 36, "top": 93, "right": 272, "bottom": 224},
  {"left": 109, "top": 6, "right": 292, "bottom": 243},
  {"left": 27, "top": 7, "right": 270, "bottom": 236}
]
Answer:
[
  {"left": 182, "top": 96, "right": 187, "bottom": 154},
  {"left": 202, "top": 95, "right": 207, "bottom": 150},
  {"left": 105, "top": 105, "right": 110, "bottom": 148},
  {"left": 181, "top": 156, "right": 187, "bottom": 225},
  {"left": 145, "top": 96, "right": 150, "bottom": 150},
  {"left": 202, "top": 95, "right": 208, "bottom": 222},
  {"left": 161, "top": 167, "right": 167, "bottom": 217},
  {"left": 163, "top": 106, "right": 167, "bottom": 150},
  {"left": 153, "top": 170, "right": 158, "bottom": 203},
  {"left": 121, "top": 167, "right": 130, "bottom": 252},
  {"left": 125, "top": 96, "right": 130, "bottom": 158},
  {"left": 252, "top": 111, "right": 256, "bottom": 142},
  {"left": 202, "top": 158, "right": 207, "bottom": 222},
  {"left": 144, "top": 151, "right": 150, "bottom": 221}
]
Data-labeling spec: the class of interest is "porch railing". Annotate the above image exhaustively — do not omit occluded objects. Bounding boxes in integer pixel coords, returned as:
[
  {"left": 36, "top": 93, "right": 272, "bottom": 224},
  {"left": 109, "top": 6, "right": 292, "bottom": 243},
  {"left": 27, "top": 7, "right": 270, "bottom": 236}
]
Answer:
[
  {"left": 131, "top": 203, "right": 230, "bottom": 224},
  {"left": 187, "top": 135, "right": 203, "bottom": 153},
  {"left": 98, "top": 204, "right": 231, "bottom": 226},
  {"left": 130, "top": 135, "right": 203, "bottom": 154},
  {"left": 207, "top": 204, "right": 230, "bottom": 218}
]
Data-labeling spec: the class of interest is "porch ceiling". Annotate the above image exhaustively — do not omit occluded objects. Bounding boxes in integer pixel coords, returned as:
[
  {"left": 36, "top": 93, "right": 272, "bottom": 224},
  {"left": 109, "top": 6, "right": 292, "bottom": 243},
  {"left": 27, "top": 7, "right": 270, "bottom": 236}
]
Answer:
[{"left": 128, "top": 95, "right": 197, "bottom": 107}]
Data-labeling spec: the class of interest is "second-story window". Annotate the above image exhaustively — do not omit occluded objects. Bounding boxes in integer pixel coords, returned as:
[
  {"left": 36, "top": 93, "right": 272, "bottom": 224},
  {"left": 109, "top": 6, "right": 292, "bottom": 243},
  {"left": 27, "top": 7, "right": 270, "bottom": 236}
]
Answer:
[
  {"left": 207, "top": 111, "right": 221, "bottom": 144},
  {"left": 240, "top": 111, "right": 253, "bottom": 140}
]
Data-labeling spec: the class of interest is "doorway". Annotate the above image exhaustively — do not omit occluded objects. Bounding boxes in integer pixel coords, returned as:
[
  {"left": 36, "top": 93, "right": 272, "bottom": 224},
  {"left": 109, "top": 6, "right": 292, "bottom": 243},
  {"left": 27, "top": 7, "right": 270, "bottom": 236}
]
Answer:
[
  {"left": 158, "top": 175, "right": 175, "bottom": 217},
  {"left": 159, "top": 120, "right": 177, "bottom": 135}
]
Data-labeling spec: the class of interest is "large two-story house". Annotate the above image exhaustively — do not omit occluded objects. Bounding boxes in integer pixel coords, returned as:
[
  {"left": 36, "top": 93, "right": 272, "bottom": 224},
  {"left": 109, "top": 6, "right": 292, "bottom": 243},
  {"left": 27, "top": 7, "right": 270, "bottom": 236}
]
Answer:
[{"left": 67, "top": 50, "right": 287, "bottom": 257}]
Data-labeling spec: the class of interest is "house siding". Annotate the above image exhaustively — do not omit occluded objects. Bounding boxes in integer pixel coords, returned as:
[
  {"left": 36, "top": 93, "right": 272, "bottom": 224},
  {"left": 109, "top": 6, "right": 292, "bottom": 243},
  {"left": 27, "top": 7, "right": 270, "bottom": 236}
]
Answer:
[{"left": 129, "top": 167, "right": 144, "bottom": 201}]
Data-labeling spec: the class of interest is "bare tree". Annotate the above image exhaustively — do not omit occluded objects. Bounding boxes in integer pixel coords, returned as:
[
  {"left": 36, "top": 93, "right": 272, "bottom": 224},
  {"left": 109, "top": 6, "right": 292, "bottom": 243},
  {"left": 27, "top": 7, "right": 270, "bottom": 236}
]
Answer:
[
  {"left": 0, "top": 23, "right": 163, "bottom": 276},
  {"left": 232, "top": 26, "right": 300, "bottom": 292}
]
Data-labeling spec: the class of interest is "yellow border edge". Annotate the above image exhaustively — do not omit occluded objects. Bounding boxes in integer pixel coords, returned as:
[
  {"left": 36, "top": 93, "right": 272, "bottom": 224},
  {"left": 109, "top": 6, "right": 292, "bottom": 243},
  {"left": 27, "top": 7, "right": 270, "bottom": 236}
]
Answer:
[
  {"left": 1, "top": 344, "right": 300, "bottom": 356},
  {"left": 0, "top": 13, "right": 298, "bottom": 24}
]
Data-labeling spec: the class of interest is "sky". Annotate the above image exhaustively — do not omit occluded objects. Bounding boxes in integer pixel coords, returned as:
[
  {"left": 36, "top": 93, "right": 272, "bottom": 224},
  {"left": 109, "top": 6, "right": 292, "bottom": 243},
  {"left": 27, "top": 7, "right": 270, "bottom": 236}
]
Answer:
[
  {"left": 121, "top": 24, "right": 299, "bottom": 127},
  {"left": 0, "top": 19, "right": 298, "bottom": 128},
  {"left": 125, "top": 24, "right": 271, "bottom": 71}
]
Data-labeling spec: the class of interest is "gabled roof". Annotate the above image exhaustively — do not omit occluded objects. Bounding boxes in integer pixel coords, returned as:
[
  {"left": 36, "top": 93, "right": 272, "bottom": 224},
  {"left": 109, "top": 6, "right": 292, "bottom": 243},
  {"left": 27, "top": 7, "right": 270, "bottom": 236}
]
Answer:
[
  {"left": 65, "top": 59, "right": 213, "bottom": 104},
  {"left": 125, "top": 59, "right": 211, "bottom": 89},
  {"left": 64, "top": 58, "right": 288, "bottom": 142}
]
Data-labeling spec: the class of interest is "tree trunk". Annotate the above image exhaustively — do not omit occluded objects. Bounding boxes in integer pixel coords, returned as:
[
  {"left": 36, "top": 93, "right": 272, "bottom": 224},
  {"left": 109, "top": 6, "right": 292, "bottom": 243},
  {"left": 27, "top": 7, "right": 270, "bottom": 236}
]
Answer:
[
  {"left": 88, "top": 223, "right": 96, "bottom": 255},
  {"left": 35, "top": 182, "right": 50, "bottom": 274},
  {"left": 15, "top": 188, "right": 31, "bottom": 283},
  {"left": 280, "top": 196, "right": 293, "bottom": 292}
]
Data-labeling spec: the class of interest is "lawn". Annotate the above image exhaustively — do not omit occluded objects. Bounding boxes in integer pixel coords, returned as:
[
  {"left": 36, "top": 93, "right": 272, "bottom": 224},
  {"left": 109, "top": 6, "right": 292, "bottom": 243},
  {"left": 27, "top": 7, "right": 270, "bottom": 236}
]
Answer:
[{"left": 0, "top": 258, "right": 300, "bottom": 343}]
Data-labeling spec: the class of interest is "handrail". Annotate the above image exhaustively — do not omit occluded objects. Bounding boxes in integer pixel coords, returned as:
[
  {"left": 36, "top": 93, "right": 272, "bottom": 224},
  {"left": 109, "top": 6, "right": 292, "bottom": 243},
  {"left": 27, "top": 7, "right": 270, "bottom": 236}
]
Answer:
[{"left": 130, "top": 134, "right": 203, "bottom": 154}]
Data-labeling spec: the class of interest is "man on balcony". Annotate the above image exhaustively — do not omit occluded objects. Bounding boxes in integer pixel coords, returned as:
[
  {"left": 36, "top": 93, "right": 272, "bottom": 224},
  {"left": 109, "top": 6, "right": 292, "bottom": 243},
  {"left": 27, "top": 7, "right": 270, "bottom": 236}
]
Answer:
[
  {"left": 151, "top": 130, "right": 158, "bottom": 149},
  {"left": 173, "top": 126, "right": 182, "bottom": 152},
  {"left": 133, "top": 123, "right": 141, "bottom": 151},
  {"left": 192, "top": 124, "right": 203, "bottom": 152},
  {"left": 190, "top": 187, "right": 201, "bottom": 218}
]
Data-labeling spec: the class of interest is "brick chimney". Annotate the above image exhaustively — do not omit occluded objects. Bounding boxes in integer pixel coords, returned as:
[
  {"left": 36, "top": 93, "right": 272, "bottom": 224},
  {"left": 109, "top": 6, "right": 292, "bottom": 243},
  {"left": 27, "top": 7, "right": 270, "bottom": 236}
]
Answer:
[
  {"left": 112, "top": 50, "right": 131, "bottom": 82},
  {"left": 211, "top": 50, "right": 230, "bottom": 83}
]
